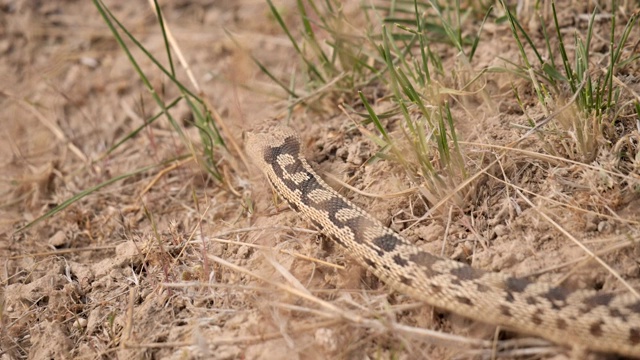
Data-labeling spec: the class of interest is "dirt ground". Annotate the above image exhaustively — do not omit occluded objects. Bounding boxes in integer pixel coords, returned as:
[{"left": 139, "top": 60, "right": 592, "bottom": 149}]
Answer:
[{"left": 2, "top": 1, "right": 640, "bottom": 359}]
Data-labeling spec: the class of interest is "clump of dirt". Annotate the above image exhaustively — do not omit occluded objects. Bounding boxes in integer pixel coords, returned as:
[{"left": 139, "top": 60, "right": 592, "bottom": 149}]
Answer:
[{"left": 2, "top": 1, "right": 640, "bottom": 359}]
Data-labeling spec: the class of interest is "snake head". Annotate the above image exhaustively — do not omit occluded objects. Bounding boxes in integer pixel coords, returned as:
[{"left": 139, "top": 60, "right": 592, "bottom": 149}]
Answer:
[{"left": 245, "top": 124, "right": 300, "bottom": 168}]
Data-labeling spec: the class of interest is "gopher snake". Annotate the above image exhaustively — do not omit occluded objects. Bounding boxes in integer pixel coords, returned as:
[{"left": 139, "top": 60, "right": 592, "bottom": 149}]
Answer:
[{"left": 245, "top": 125, "right": 640, "bottom": 357}]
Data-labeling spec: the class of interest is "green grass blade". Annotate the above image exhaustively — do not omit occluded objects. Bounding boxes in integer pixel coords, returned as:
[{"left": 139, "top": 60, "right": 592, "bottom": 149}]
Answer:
[
  {"left": 18, "top": 157, "right": 189, "bottom": 231},
  {"left": 152, "top": 0, "right": 175, "bottom": 76}
]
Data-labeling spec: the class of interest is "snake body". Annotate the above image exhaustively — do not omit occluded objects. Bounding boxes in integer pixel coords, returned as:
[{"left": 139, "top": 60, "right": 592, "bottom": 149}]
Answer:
[{"left": 245, "top": 125, "right": 640, "bottom": 357}]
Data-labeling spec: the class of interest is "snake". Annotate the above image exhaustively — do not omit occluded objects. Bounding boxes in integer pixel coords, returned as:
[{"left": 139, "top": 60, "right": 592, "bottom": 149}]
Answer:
[{"left": 245, "top": 124, "right": 640, "bottom": 357}]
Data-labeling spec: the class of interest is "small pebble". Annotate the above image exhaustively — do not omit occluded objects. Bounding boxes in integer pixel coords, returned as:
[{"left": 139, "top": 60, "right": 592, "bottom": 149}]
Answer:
[
  {"left": 597, "top": 221, "right": 610, "bottom": 233},
  {"left": 237, "top": 245, "right": 250, "bottom": 259},
  {"left": 493, "top": 224, "right": 508, "bottom": 237},
  {"left": 48, "top": 231, "right": 67, "bottom": 247},
  {"left": 80, "top": 57, "right": 99, "bottom": 68},
  {"left": 73, "top": 318, "right": 87, "bottom": 329}
]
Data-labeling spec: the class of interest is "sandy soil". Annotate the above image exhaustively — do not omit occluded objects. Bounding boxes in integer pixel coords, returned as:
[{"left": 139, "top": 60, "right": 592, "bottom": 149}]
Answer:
[{"left": 2, "top": 1, "right": 640, "bottom": 359}]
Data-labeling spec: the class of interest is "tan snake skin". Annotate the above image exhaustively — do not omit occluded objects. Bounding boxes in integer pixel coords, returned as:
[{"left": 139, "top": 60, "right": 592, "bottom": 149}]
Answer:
[{"left": 245, "top": 125, "right": 640, "bottom": 357}]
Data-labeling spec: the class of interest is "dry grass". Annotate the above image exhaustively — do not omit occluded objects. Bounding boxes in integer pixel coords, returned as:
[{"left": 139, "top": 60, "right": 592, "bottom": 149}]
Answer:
[{"left": 2, "top": 1, "right": 640, "bottom": 359}]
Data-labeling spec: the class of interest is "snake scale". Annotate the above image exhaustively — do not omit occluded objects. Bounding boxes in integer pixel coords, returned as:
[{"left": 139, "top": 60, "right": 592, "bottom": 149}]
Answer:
[{"left": 245, "top": 124, "right": 640, "bottom": 357}]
